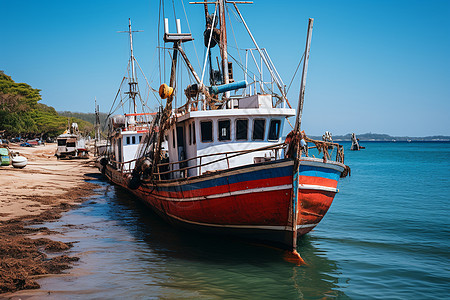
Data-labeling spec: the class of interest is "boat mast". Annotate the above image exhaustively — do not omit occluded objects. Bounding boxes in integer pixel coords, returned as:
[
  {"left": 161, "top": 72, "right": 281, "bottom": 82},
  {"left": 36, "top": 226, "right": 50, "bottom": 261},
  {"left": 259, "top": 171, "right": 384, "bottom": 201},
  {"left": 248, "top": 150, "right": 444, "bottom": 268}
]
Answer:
[
  {"left": 119, "top": 18, "right": 142, "bottom": 114},
  {"left": 294, "top": 18, "right": 313, "bottom": 132},
  {"left": 218, "top": 0, "right": 229, "bottom": 97},
  {"left": 128, "top": 18, "right": 138, "bottom": 114},
  {"left": 95, "top": 97, "right": 100, "bottom": 141},
  {"left": 152, "top": 18, "right": 194, "bottom": 172}
]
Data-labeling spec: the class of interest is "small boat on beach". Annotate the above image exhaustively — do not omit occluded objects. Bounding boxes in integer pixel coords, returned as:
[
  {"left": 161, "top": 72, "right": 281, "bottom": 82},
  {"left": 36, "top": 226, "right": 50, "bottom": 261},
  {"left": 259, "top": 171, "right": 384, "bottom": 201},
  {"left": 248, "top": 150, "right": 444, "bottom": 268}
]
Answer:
[
  {"left": 99, "top": 2, "right": 350, "bottom": 259},
  {"left": 0, "top": 147, "right": 11, "bottom": 166},
  {"left": 12, "top": 155, "right": 27, "bottom": 168},
  {"left": 55, "top": 123, "right": 89, "bottom": 159}
]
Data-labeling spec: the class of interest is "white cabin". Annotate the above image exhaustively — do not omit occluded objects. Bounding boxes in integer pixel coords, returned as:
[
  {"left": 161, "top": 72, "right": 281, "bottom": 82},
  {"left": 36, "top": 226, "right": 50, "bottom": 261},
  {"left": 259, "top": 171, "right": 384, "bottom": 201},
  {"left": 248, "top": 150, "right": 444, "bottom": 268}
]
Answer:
[
  {"left": 165, "top": 94, "right": 295, "bottom": 178},
  {"left": 110, "top": 130, "right": 144, "bottom": 171},
  {"left": 109, "top": 113, "right": 154, "bottom": 172}
]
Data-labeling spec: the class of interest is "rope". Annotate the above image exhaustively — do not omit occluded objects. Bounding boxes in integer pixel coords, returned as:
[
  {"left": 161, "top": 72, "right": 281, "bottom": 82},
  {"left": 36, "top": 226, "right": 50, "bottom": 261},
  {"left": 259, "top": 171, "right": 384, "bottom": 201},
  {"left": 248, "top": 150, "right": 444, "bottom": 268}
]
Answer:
[
  {"left": 200, "top": 4, "right": 217, "bottom": 85},
  {"left": 134, "top": 57, "right": 162, "bottom": 106},
  {"left": 286, "top": 52, "right": 305, "bottom": 94},
  {"left": 180, "top": 0, "right": 201, "bottom": 70}
]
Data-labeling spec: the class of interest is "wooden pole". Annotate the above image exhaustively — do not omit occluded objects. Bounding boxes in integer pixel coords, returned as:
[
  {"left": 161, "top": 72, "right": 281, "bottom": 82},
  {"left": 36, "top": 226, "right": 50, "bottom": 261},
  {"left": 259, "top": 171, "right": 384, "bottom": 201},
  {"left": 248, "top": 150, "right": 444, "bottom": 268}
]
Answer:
[
  {"left": 294, "top": 18, "right": 314, "bottom": 132},
  {"left": 153, "top": 41, "right": 179, "bottom": 174},
  {"left": 178, "top": 46, "right": 201, "bottom": 84},
  {"left": 288, "top": 18, "right": 314, "bottom": 262},
  {"left": 219, "top": 0, "right": 229, "bottom": 96}
]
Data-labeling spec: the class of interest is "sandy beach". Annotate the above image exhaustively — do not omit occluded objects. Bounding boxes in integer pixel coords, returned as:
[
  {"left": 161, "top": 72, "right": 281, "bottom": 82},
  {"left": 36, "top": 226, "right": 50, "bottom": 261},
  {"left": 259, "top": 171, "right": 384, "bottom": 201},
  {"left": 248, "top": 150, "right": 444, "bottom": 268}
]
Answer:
[{"left": 0, "top": 143, "right": 98, "bottom": 294}]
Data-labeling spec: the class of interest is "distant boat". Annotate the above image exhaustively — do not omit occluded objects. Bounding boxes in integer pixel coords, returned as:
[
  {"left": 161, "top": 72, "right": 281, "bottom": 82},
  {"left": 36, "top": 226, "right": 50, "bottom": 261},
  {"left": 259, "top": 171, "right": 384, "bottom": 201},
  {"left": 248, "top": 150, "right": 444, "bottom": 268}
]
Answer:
[
  {"left": 93, "top": 97, "right": 108, "bottom": 156},
  {"left": 55, "top": 122, "right": 89, "bottom": 159},
  {"left": 350, "top": 133, "right": 365, "bottom": 150}
]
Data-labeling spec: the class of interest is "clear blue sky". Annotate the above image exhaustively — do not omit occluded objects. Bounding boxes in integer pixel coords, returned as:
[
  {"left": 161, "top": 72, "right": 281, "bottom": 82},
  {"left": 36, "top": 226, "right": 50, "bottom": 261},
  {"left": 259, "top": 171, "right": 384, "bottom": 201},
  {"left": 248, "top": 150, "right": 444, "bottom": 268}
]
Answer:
[{"left": 1, "top": 0, "right": 449, "bottom": 136}]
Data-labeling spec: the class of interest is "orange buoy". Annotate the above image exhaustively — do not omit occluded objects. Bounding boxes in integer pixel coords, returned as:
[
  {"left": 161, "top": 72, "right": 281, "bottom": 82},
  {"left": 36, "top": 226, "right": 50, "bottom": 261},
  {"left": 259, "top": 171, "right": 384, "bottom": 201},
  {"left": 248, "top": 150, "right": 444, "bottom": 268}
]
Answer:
[
  {"left": 283, "top": 250, "right": 307, "bottom": 266},
  {"left": 159, "top": 83, "right": 174, "bottom": 99}
]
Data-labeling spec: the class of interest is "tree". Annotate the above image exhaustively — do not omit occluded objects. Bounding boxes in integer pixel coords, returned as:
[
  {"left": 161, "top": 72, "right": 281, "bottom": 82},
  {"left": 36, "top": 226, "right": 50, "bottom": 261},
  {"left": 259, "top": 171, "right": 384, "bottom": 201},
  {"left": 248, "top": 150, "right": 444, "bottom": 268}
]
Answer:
[{"left": 0, "top": 71, "right": 94, "bottom": 138}]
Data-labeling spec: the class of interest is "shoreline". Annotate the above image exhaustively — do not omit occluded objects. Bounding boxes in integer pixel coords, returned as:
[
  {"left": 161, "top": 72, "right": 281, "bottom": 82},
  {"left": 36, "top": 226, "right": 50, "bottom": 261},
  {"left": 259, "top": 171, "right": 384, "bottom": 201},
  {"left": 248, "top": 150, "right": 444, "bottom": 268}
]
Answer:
[{"left": 0, "top": 143, "right": 99, "bottom": 294}]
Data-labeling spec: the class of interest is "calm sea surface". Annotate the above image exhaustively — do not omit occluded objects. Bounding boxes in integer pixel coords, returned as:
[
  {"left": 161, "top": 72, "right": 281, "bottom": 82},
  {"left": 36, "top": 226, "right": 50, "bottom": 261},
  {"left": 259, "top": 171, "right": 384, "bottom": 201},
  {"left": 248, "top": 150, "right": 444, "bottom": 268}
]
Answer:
[{"left": 8, "top": 142, "right": 450, "bottom": 299}]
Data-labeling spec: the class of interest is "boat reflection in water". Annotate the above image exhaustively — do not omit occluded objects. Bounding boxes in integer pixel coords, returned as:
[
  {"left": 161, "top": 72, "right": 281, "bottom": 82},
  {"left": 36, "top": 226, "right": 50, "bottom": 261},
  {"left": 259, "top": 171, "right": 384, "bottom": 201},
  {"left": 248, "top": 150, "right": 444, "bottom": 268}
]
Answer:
[{"left": 112, "top": 184, "right": 349, "bottom": 299}]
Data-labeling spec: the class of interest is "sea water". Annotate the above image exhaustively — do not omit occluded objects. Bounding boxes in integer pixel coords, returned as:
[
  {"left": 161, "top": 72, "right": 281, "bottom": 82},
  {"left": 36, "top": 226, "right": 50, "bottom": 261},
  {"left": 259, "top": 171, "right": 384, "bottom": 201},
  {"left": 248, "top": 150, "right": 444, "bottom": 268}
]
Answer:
[{"left": 7, "top": 142, "right": 450, "bottom": 299}]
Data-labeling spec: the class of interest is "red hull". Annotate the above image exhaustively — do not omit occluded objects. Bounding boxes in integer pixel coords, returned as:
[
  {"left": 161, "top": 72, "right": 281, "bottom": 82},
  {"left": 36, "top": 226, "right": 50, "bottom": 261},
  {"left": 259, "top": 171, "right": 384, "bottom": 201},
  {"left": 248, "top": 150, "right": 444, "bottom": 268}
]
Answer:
[{"left": 104, "top": 158, "right": 344, "bottom": 250}]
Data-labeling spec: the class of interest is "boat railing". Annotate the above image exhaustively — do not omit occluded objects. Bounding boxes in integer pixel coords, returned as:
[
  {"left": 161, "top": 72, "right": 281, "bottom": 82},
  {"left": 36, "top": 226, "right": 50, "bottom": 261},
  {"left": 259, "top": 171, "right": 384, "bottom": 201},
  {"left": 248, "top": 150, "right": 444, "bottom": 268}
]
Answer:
[
  {"left": 108, "top": 136, "right": 345, "bottom": 180},
  {"left": 108, "top": 158, "right": 137, "bottom": 174},
  {"left": 303, "top": 136, "right": 345, "bottom": 165},
  {"left": 153, "top": 136, "right": 345, "bottom": 181},
  {"left": 154, "top": 142, "right": 287, "bottom": 180}
]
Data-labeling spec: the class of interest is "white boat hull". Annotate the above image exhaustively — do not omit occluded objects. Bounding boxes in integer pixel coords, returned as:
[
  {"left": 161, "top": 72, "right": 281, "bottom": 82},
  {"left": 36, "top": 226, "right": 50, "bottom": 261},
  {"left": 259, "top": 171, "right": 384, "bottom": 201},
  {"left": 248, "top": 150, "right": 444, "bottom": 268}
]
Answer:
[{"left": 12, "top": 156, "right": 27, "bottom": 168}]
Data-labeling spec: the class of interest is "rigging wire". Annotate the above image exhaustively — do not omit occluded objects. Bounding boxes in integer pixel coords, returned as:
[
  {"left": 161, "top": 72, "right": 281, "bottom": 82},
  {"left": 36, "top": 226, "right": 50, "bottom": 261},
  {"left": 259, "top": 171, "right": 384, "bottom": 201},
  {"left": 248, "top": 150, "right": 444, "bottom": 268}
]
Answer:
[
  {"left": 145, "top": 46, "right": 163, "bottom": 99},
  {"left": 226, "top": 4, "right": 243, "bottom": 67},
  {"left": 179, "top": 47, "right": 196, "bottom": 85},
  {"left": 171, "top": 0, "right": 177, "bottom": 24},
  {"left": 134, "top": 57, "right": 162, "bottom": 106},
  {"left": 227, "top": 51, "right": 276, "bottom": 97},
  {"left": 180, "top": 0, "right": 201, "bottom": 71},
  {"left": 162, "top": 0, "right": 166, "bottom": 84},
  {"left": 158, "top": 0, "right": 162, "bottom": 85},
  {"left": 216, "top": 5, "right": 282, "bottom": 100},
  {"left": 200, "top": 4, "right": 217, "bottom": 85},
  {"left": 286, "top": 52, "right": 305, "bottom": 94}
]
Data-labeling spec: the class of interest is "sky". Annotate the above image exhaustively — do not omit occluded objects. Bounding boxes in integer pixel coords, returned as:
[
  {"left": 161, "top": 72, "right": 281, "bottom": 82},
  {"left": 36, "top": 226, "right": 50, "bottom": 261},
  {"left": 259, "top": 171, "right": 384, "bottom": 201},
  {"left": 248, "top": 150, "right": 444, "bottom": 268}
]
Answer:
[{"left": 1, "top": 0, "right": 449, "bottom": 137}]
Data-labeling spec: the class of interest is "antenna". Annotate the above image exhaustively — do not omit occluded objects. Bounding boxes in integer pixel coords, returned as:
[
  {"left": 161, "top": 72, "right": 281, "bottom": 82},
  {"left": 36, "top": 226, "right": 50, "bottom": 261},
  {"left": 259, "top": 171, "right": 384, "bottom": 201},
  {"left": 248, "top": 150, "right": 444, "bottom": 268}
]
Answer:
[{"left": 95, "top": 97, "right": 100, "bottom": 142}]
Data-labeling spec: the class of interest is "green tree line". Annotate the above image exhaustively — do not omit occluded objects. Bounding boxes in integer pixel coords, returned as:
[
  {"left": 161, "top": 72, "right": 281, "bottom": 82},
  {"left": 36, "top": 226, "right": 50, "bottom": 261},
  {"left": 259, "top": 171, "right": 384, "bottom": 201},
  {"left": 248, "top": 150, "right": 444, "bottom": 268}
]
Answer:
[
  {"left": 58, "top": 111, "right": 109, "bottom": 129},
  {"left": 0, "top": 71, "right": 94, "bottom": 138}
]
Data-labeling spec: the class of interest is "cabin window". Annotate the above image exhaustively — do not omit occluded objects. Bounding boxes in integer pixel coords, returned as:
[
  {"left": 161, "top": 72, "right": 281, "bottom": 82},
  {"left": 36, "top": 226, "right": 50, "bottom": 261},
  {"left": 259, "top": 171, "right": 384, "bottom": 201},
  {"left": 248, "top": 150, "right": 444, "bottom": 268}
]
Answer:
[
  {"left": 193, "top": 122, "right": 196, "bottom": 144},
  {"left": 176, "top": 126, "right": 184, "bottom": 148},
  {"left": 189, "top": 123, "right": 192, "bottom": 145},
  {"left": 218, "top": 120, "right": 231, "bottom": 141},
  {"left": 201, "top": 121, "right": 213, "bottom": 142},
  {"left": 67, "top": 142, "right": 76, "bottom": 147},
  {"left": 126, "top": 137, "right": 130, "bottom": 145},
  {"left": 236, "top": 119, "right": 248, "bottom": 140},
  {"left": 139, "top": 135, "right": 142, "bottom": 143},
  {"left": 252, "top": 119, "right": 266, "bottom": 140},
  {"left": 57, "top": 139, "right": 66, "bottom": 146},
  {"left": 268, "top": 119, "right": 281, "bottom": 140},
  {"left": 172, "top": 129, "right": 176, "bottom": 148},
  {"left": 132, "top": 136, "right": 136, "bottom": 144}
]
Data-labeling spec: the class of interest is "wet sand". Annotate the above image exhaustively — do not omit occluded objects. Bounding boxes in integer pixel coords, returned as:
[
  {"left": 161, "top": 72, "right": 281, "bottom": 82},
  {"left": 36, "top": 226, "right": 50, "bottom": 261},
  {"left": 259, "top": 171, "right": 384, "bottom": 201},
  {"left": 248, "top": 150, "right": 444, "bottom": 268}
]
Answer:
[{"left": 0, "top": 143, "right": 98, "bottom": 294}]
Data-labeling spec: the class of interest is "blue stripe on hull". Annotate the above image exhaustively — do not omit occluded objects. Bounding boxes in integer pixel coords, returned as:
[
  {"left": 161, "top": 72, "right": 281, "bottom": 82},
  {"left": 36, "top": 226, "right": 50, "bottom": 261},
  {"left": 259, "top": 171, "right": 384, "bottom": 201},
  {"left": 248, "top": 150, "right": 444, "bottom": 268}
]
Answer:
[
  {"left": 299, "top": 165, "right": 341, "bottom": 181},
  {"left": 156, "top": 164, "right": 294, "bottom": 192}
]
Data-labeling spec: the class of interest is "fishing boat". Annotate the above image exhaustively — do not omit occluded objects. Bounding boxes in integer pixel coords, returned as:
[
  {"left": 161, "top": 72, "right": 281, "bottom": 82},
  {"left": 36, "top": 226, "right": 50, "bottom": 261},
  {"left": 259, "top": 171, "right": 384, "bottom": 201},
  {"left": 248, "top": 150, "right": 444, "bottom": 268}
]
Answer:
[
  {"left": 350, "top": 133, "right": 365, "bottom": 150},
  {"left": 55, "top": 122, "right": 89, "bottom": 159},
  {"left": 99, "top": 2, "right": 349, "bottom": 260}
]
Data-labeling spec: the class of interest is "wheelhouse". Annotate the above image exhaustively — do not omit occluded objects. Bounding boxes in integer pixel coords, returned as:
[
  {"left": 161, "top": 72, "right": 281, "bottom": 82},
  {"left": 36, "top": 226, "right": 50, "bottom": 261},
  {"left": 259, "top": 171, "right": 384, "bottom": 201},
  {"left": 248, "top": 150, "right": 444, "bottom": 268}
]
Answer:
[{"left": 164, "top": 94, "right": 295, "bottom": 178}]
